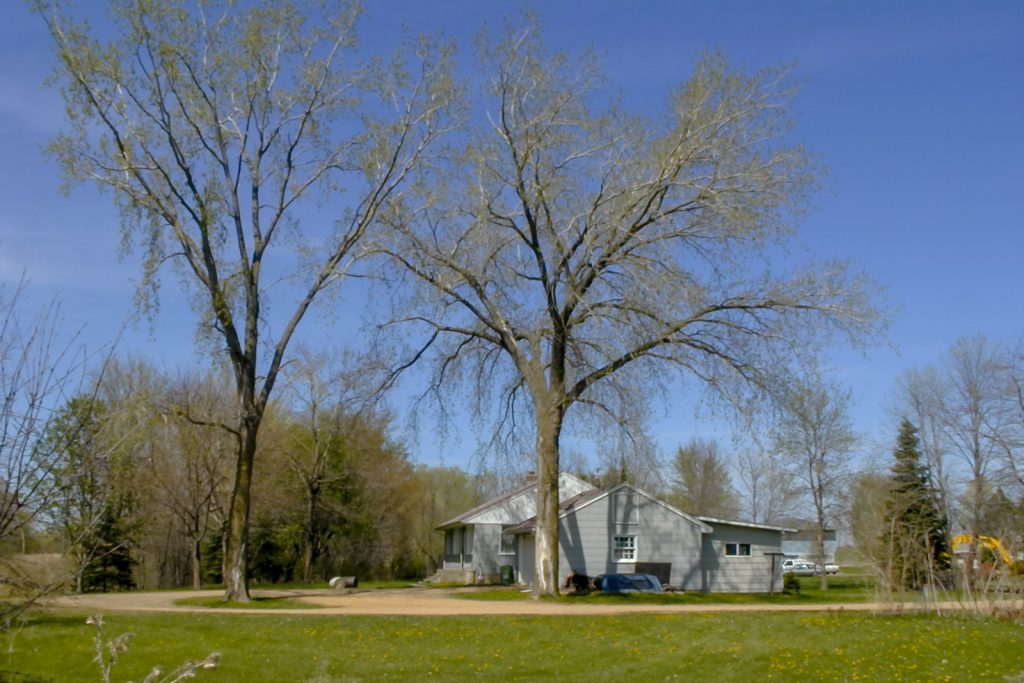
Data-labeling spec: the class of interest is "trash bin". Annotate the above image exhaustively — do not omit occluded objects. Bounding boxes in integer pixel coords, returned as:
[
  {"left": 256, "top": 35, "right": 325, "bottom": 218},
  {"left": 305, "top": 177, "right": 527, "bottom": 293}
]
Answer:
[{"left": 500, "top": 565, "right": 514, "bottom": 586}]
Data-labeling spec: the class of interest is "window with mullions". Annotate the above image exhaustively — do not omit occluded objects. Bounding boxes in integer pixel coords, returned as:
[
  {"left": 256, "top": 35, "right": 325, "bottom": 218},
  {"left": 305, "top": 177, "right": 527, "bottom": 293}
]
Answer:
[
  {"left": 613, "top": 535, "right": 636, "bottom": 561},
  {"left": 725, "top": 542, "right": 751, "bottom": 557}
]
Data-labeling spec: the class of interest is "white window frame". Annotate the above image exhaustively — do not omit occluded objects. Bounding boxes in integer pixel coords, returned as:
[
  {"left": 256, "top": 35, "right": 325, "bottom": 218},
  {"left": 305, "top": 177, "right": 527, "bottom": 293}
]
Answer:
[
  {"left": 613, "top": 535, "right": 637, "bottom": 562},
  {"left": 724, "top": 542, "right": 752, "bottom": 557}
]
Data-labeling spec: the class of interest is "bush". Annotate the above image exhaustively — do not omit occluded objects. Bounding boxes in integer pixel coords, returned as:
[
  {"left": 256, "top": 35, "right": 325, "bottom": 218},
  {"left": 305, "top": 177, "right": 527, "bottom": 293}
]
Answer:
[{"left": 783, "top": 572, "right": 801, "bottom": 593}]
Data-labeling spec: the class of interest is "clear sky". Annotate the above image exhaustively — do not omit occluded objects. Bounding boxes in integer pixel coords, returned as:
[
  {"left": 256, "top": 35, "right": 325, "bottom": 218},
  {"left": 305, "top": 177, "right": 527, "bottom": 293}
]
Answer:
[{"left": 1, "top": 1, "right": 1022, "bottom": 470}]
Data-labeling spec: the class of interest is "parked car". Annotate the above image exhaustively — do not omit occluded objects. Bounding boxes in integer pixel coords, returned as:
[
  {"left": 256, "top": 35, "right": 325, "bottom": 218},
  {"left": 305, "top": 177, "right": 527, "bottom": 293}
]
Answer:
[
  {"left": 816, "top": 563, "right": 840, "bottom": 575},
  {"left": 781, "top": 559, "right": 816, "bottom": 576},
  {"left": 595, "top": 573, "right": 663, "bottom": 593}
]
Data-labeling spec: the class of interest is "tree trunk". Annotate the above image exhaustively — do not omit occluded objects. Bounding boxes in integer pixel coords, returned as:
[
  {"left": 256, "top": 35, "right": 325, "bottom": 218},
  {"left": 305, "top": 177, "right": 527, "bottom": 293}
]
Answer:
[
  {"left": 192, "top": 537, "right": 203, "bottom": 590},
  {"left": 965, "top": 486, "right": 981, "bottom": 595},
  {"left": 302, "top": 544, "right": 315, "bottom": 584},
  {"left": 533, "top": 404, "right": 563, "bottom": 597},
  {"left": 816, "top": 520, "right": 828, "bottom": 591},
  {"left": 810, "top": 455, "right": 829, "bottom": 591},
  {"left": 302, "top": 485, "right": 317, "bottom": 584},
  {"left": 223, "top": 418, "right": 258, "bottom": 602}
]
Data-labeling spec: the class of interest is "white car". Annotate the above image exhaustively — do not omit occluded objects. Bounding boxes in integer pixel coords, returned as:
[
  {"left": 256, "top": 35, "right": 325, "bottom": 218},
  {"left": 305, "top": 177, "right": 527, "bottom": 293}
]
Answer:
[
  {"left": 816, "top": 563, "right": 840, "bottom": 575},
  {"left": 781, "top": 559, "right": 816, "bottom": 576}
]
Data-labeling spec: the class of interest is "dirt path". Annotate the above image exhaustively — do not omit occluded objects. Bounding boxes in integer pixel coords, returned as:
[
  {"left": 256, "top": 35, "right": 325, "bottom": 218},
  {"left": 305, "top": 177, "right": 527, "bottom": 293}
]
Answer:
[{"left": 45, "top": 586, "right": 1001, "bottom": 617}]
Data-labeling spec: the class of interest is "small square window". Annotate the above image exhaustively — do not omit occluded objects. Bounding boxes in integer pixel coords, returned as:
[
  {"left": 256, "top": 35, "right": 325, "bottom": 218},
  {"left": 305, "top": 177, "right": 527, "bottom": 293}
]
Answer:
[
  {"left": 613, "top": 535, "right": 636, "bottom": 561},
  {"left": 725, "top": 543, "right": 751, "bottom": 557}
]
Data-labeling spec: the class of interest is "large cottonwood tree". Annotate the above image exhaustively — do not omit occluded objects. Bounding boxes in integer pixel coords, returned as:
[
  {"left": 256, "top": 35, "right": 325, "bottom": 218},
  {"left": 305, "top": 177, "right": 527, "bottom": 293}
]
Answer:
[
  {"left": 382, "top": 24, "right": 878, "bottom": 595},
  {"left": 42, "top": 0, "right": 456, "bottom": 600}
]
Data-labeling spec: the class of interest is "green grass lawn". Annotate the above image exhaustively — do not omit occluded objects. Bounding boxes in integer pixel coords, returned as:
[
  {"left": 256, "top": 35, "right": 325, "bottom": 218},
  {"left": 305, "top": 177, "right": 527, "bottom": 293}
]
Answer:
[{"left": 4, "top": 609, "right": 1023, "bottom": 682}]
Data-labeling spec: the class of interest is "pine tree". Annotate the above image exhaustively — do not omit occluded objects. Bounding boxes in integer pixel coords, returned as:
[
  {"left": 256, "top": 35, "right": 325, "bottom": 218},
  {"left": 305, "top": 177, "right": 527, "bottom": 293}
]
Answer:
[
  {"left": 79, "top": 498, "right": 137, "bottom": 593},
  {"left": 880, "top": 419, "right": 949, "bottom": 590}
]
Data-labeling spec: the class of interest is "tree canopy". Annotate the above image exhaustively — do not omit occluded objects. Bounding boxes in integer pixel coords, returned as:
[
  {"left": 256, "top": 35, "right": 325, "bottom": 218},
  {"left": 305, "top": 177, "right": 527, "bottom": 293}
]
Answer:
[
  {"left": 41, "top": 0, "right": 457, "bottom": 600},
  {"left": 382, "top": 22, "right": 879, "bottom": 595},
  {"left": 669, "top": 439, "right": 738, "bottom": 518}
]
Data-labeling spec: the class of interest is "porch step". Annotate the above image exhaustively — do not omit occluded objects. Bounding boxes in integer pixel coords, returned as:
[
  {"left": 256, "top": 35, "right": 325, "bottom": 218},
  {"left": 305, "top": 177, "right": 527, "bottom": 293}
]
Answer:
[{"left": 429, "top": 569, "right": 477, "bottom": 585}]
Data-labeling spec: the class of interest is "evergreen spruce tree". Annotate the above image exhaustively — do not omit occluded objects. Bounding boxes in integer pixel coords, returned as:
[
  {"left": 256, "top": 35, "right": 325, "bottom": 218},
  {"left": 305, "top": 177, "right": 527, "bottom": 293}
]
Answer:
[
  {"left": 881, "top": 419, "right": 949, "bottom": 590},
  {"left": 80, "top": 498, "right": 137, "bottom": 593}
]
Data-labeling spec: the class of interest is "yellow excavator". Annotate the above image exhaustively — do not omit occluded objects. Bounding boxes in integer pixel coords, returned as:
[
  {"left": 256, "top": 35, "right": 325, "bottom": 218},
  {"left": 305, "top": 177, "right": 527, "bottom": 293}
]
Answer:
[{"left": 951, "top": 534, "right": 1014, "bottom": 566}]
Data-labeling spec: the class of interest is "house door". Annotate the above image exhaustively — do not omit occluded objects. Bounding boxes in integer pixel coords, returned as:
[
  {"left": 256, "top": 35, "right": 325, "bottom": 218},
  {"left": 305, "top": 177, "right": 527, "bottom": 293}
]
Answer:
[{"left": 445, "top": 527, "right": 475, "bottom": 568}]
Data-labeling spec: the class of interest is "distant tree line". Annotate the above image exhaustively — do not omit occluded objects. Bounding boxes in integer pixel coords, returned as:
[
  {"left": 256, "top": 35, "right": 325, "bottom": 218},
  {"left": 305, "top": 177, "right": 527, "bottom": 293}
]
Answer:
[{"left": 19, "top": 355, "right": 487, "bottom": 592}]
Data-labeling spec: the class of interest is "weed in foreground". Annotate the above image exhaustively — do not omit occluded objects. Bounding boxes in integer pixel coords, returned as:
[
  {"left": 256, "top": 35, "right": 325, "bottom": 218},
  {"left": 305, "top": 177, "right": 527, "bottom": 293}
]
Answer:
[{"left": 88, "top": 614, "right": 220, "bottom": 683}]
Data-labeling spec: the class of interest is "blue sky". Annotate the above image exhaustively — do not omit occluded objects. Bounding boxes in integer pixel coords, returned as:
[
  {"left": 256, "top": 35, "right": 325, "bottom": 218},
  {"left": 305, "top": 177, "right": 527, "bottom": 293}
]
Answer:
[{"left": 1, "top": 1, "right": 1022, "bottom": 469}]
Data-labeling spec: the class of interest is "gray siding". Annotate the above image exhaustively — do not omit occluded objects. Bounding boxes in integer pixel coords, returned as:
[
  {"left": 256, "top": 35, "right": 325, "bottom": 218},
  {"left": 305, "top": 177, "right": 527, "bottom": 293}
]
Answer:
[
  {"left": 638, "top": 498, "right": 706, "bottom": 590},
  {"left": 701, "top": 523, "right": 784, "bottom": 593},
  {"left": 518, "top": 535, "right": 535, "bottom": 584},
  {"left": 554, "top": 490, "right": 705, "bottom": 589},
  {"left": 472, "top": 523, "right": 501, "bottom": 579},
  {"left": 471, "top": 524, "right": 517, "bottom": 580}
]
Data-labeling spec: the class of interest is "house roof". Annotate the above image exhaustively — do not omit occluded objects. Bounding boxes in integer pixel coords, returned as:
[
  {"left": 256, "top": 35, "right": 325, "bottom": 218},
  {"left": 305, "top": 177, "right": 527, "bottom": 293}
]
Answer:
[
  {"left": 435, "top": 472, "right": 594, "bottom": 530},
  {"left": 506, "top": 482, "right": 713, "bottom": 535},
  {"left": 772, "top": 518, "right": 838, "bottom": 535},
  {"left": 697, "top": 516, "right": 798, "bottom": 533},
  {"left": 436, "top": 479, "right": 535, "bottom": 530},
  {"left": 780, "top": 528, "right": 837, "bottom": 540},
  {"left": 503, "top": 487, "right": 606, "bottom": 535}
]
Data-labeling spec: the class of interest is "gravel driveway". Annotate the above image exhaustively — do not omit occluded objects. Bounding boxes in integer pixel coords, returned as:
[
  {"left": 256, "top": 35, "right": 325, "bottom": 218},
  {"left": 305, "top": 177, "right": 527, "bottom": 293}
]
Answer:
[{"left": 45, "top": 586, "right": 981, "bottom": 616}]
